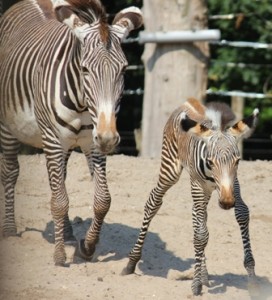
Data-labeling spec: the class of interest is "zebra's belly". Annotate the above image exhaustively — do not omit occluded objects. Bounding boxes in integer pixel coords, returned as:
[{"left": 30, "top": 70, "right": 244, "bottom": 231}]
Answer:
[{"left": 3, "top": 108, "right": 43, "bottom": 148}]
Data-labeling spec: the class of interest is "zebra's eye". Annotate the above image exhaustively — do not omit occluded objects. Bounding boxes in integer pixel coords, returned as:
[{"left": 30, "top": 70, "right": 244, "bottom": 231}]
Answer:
[
  {"left": 121, "top": 66, "right": 127, "bottom": 75},
  {"left": 82, "top": 66, "right": 89, "bottom": 75},
  {"left": 207, "top": 159, "right": 214, "bottom": 167}
]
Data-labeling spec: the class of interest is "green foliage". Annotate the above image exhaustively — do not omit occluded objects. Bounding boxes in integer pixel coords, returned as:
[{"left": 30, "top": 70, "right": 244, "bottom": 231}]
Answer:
[{"left": 208, "top": 0, "right": 272, "bottom": 135}]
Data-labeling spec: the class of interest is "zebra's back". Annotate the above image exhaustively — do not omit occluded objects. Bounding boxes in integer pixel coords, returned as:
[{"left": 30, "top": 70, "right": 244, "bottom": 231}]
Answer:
[{"left": 0, "top": 0, "right": 78, "bottom": 148}]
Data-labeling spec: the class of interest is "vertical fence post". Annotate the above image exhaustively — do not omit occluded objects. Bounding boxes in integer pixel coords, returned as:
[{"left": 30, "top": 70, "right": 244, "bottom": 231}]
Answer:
[{"left": 231, "top": 95, "right": 245, "bottom": 158}]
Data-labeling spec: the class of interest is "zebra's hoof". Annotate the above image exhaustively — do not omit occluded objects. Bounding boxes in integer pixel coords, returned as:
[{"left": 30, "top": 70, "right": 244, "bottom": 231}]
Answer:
[
  {"left": 3, "top": 227, "right": 17, "bottom": 237},
  {"left": 121, "top": 262, "right": 136, "bottom": 275},
  {"left": 55, "top": 261, "right": 70, "bottom": 267},
  {"left": 73, "top": 239, "right": 95, "bottom": 262},
  {"left": 64, "top": 234, "right": 77, "bottom": 245}
]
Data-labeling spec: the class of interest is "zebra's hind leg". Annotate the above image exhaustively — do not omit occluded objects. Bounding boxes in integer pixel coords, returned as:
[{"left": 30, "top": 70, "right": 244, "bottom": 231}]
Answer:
[
  {"left": 0, "top": 125, "right": 21, "bottom": 237},
  {"left": 234, "top": 179, "right": 255, "bottom": 278},
  {"left": 74, "top": 152, "right": 109, "bottom": 261}
]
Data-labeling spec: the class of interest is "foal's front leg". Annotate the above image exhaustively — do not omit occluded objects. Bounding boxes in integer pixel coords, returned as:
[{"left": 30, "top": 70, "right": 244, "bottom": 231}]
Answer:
[
  {"left": 234, "top": 178, "right": 255, "bottom": 278},
  {"left": 122, "top": 140, "right": 182, "bottom": 275},
  {"left": 74, "top": 152, "right": 110, "bottom": 261},
  {"left": 191, "top": 182, "right": 211, "bottom": 295}
]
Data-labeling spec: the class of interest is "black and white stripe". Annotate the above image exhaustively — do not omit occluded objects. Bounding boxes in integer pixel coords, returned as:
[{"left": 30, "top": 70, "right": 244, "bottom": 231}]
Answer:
[
  {"left": 0, "top": 0, "right": 143, "bottom": 266},
  {"left": 123, "top": 100, "right": 258, "bottom": 296}
]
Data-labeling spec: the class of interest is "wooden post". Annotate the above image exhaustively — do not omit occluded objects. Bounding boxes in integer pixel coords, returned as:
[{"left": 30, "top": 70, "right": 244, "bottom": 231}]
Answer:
[
  {"left": 231, "top": 96, "right": 245, "bottom": 158},
  {"left": 140, "top": 0, "right": 210, "bottom": 158}
]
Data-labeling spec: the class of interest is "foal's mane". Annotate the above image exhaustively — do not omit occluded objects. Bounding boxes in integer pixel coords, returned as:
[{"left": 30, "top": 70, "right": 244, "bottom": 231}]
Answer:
[{"left": 205, "top": 102, "right": 236, "bottom": 130}]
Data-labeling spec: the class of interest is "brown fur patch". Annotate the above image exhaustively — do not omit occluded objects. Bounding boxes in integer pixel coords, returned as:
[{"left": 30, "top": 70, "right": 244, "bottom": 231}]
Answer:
[
  {"left": 97, "top": 112, "right": 117, "bottom": 134},
  {"left": 66, "top": 0, "right": 109, "bottom": 44},
  {"left": 37, "top": 0, "right": 55, "bottom": 19},
  {"left": 99, "top": 22, "right": 110, "bottom": 44},
  {"left": 228, "top": 121, "right": 247, "bottom": 136},
  {"left": 186, "top": 98, "right": 206, "bottom": 116}
]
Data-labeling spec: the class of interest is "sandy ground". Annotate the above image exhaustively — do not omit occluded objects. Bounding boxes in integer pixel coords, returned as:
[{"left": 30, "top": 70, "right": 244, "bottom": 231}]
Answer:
[{"left": 0, "top": 152, "right": 272, "bottom": 300}]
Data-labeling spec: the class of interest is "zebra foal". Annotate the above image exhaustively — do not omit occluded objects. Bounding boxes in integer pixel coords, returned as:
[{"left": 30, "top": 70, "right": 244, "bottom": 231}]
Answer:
[
  {"left": 0, "top": 0, "right": 142, "bottom": 266},
  {"left": 123, "top": 98, "right": 258, "bottom": 295}
]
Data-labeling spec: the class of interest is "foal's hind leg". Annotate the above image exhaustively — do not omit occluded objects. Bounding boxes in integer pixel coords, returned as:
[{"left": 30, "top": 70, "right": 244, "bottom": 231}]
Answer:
[{"left": 0, "top": 124, "right": 21, "bottom": 236}]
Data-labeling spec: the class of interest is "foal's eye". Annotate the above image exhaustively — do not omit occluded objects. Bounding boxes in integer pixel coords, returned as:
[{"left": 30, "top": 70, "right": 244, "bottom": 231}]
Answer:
[{"left": 235, "top": 158, "right": 240, "bottom": 166}]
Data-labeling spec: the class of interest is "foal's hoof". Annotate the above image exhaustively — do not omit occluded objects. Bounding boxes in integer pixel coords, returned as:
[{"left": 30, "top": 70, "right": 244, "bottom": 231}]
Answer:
[
  {"left": 248, "top": 276, "right": 260, "bottom": 298},
  {"left": 121, "top": 262, "right": 136, "bottom": 275},
  {"left": 73, "top": 239, "right": 95, "bottom": 262}
]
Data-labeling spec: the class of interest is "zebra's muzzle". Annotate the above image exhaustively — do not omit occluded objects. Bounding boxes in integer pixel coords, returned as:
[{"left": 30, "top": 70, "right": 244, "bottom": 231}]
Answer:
[{"left": 94, "top": 132, "right": 120, "bottom": 154}]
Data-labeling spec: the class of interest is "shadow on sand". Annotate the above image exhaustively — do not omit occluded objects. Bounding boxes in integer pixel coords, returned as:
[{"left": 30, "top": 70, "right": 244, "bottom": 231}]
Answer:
[{"left": 23, "top": 217, "right": 272, "bottom": 299}]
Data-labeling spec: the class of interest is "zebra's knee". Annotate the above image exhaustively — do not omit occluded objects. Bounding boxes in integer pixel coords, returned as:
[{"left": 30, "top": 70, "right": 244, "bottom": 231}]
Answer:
[
  {"left": 93, "top": 195, "right": 111, "bottom": 219},
  {"left": 1, "top": 159, "right": 19, "bottom": 185}
]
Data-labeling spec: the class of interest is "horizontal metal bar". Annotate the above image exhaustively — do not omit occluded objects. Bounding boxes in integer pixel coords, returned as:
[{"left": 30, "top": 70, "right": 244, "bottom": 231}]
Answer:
[
  {"left": 123, "top": 88, "right": 272, "bottom": 99},
  {"left": 211, "top": 40, "right": 272, "bottom": 49},
  {"left": 206, "top": 89, "right": 272, "bottom": 99},
  {"left": 138, "top": 30, "right": 221, "bottom": 44}
]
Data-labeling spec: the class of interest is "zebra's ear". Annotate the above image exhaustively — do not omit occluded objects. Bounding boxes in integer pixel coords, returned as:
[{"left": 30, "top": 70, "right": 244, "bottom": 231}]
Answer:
[
  {"left": 180, "top": 112, "right": 212, "bottom": 137},
  {"left": 54, "top": 5, "right": 89, "bottom": 42},
  {"left": 228, "top": 108, "right": 259, "bottom": 139},
  {"left": 112, "top": 7, "right": 143, "bottom": 40}
]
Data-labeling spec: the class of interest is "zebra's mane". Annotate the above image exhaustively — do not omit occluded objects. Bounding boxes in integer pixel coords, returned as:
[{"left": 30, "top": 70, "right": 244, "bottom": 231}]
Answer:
[
  {"left": 65, "top": 0, "right": 106, "bottom": 22},
  {"left": 205, "top": 102, "right": 236, "bottom": 130},
  {"left": 65, "top": 0, "right": 109, "bottom": 43}
]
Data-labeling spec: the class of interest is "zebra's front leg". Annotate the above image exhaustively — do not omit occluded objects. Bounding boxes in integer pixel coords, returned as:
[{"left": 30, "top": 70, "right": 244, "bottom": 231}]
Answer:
[
  {"left": 234, "top": 179, "right": 255, "bottom": 279},
  {"left": 0, "top": 126, "right": 21, "bottom": 237},
  {"left": 44, "top": 145, "right": 69, "bottom": 266},
  {"left": 74, "top": 152, "right": 110, "bottom": 261},
  {"left": 63, "top": 150, "right": 76, "bottom": 244},
  {"left": 191, "top": 185, "right": 210, "bottom": 296}
]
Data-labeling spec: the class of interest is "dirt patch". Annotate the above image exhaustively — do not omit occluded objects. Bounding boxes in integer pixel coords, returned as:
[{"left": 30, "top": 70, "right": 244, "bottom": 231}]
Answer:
[{"left": 0, "top": 153, "right": 272, "bottom": 299}]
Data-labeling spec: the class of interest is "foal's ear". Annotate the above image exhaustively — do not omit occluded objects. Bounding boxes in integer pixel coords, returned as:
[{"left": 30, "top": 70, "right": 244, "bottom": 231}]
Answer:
[
  {"left": 112, "top": 7, "right": 143, "bottom": 40},
  {"left": 228, "top": 108, "right": 259, "bottom": 139},
  {"left": 180, "top": 112, "right": 212, "bottom": 138}
]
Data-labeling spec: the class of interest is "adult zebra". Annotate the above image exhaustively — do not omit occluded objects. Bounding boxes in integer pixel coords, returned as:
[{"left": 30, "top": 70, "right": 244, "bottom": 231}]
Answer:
[
  {"left": 0, "top": 0, "right": 142, "bottom": 266},
  {"left": 122, "top": 98, "right": 259, "bottom": 295}
]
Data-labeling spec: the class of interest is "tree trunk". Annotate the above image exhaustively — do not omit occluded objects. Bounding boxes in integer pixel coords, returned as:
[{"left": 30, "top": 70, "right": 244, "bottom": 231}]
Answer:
[{"left": 141, "top": 0, "right": 209, "bottom": 157}]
